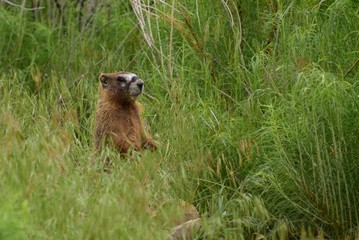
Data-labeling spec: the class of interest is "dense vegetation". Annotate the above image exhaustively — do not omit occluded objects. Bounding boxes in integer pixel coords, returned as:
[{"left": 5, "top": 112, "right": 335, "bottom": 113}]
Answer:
[{"left": 1, "top": 0, "right": 358, "bottom": 239}]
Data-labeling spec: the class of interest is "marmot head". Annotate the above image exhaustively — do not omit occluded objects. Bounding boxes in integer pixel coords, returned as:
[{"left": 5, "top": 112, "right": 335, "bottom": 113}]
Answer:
[{"left": 99, "top": 72, "right": 144, "bottom": 100}]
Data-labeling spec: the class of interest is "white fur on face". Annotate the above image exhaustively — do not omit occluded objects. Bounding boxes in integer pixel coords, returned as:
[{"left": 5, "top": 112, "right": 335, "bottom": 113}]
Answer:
[
  {"left": 118, "top": 72, "right": 144, "bottom": 96},
  {"left": 118, "top": 72, "right": 137, "bottom": 83}
]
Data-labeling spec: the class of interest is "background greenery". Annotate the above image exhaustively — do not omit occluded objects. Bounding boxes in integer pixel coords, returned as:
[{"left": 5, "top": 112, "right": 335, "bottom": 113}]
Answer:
[{"left": 1, "top": 0, "right": 358, "bottom": 239}]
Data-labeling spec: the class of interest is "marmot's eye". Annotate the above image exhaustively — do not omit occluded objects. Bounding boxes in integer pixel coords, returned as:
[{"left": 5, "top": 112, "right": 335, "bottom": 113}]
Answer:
[{"left": 116, "top": 76, "right": 126, "bottom": 83}]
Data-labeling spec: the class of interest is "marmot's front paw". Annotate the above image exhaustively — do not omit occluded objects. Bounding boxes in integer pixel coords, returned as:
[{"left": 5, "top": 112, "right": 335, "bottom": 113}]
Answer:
[{"left": 143, "top": 140, "right": 157, "bottom": 151}]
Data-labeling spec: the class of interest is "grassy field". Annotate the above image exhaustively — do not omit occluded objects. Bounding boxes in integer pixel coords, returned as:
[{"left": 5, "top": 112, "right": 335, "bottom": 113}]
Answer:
[{"left": 1, "top": 0, "right": 359, "bottom": 239}]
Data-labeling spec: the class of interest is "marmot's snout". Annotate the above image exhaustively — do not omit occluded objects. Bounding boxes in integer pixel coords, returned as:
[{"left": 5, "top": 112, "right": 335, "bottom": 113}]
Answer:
[
  {"left": 129, "top": 77, "right": 144, "bottom": 96},
  {"left": 137, "top": 79, "right": 144, "bottom": 91}
]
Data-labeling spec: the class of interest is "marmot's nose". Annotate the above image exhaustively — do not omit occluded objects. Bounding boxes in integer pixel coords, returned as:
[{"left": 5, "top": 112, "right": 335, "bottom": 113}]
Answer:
[{"left": 137, "top": 80, "right": 144, "bottom": 90}]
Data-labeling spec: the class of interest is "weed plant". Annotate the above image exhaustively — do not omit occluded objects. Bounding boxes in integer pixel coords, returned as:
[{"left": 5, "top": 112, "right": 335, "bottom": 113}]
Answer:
[{"left": 0, "top": 0, "right": 358, "bottom": 239}]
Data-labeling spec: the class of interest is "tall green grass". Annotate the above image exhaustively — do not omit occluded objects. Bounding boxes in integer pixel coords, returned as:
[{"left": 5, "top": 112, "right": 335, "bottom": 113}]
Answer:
[{"left": 1, "top": 0, "right": 358, "bottom": 239}]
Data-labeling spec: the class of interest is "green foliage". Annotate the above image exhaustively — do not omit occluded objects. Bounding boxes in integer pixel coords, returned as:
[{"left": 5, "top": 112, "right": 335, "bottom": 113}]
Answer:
[{"left": 1, "top": 0, "right": 358, "bottom": 239}]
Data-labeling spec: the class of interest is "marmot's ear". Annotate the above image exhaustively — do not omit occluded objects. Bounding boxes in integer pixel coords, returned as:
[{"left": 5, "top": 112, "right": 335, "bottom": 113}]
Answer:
[{"left": 99, "top": 74, "right": 108, "bottom": 88}]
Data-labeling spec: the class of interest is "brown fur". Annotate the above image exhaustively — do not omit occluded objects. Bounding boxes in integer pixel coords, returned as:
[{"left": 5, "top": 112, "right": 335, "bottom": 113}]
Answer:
[{"left": 94, "top": 72, "right": 156, "bottom": 154}]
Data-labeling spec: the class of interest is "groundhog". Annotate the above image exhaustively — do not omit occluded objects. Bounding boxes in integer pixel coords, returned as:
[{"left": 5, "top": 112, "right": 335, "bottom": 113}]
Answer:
[{"left": 94, "top": 71, "right": 156, "bottom": 154}]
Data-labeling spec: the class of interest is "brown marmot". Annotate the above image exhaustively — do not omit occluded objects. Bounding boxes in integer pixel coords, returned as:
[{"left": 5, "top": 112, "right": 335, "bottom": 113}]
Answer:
[{"left": 94, "top": 71, "right": 156, "bottom": 154}]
